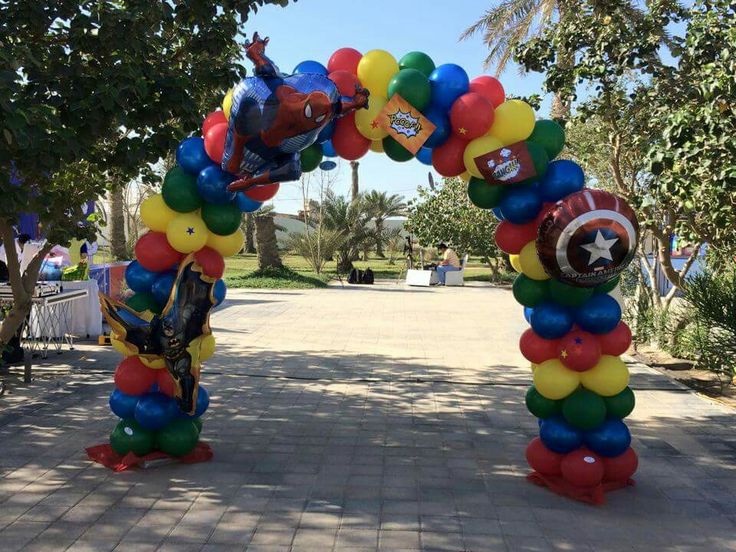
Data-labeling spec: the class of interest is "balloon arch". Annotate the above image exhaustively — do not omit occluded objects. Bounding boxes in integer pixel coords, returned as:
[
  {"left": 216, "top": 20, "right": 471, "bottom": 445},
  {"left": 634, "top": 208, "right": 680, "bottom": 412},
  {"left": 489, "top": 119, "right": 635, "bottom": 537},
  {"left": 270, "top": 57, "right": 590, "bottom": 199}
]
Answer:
[{"left": 88, "top": 35, "right": 639, "bottom": 503}]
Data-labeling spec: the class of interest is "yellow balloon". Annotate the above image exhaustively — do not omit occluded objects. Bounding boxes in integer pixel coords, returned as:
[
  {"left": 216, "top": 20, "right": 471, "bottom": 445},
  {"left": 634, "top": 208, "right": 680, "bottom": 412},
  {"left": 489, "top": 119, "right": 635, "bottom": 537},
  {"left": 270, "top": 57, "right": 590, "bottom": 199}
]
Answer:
[
  {"left": 463, "top": 135, "right": 504, "bottom": 178},
  {"left": 533, "top": 359, "right": 581, "bottom": 400},
  {"left": 531, "top": 363, "right": 539, "bottom": 373},
  {"left": 509, "top": 253, "right": 522, "bottom": 273},
  {"left": 488, "top": 99, "right": 536, "bottom": 145},
  {"left": 223, "top": 88, "right": 233, "bottom": 120},
  {"left": 166, "top": 213, "right": 209, "bottom": 254},
  {"left": 519, "top": 241, "right": 550, "bottom": 281},
  {"left": 199, "top": 334, "right": 216, "bottom": 361},
  {"left": 369, "top": 139, "right": 384, "bottom": 153},
  {"left": 355, "top": 95, "right": 388, "bottom": 140},
  {"left": 141, "top": 194, "right": 178, "bottom": 233},
  {"left": 460, "top": 171, "right": 471, "bottom": 183},
  {"left": 357, "top": 50, "right": 399, "bottom": 96},
  {"left": 140, "top": 355, "right": 166, "bottom": 369},
  {"left": 207, "top": 229, "right": 244, "bottom": 257},
  {"left": 581, "top": 355, "right": 630, "bottom": 397}
]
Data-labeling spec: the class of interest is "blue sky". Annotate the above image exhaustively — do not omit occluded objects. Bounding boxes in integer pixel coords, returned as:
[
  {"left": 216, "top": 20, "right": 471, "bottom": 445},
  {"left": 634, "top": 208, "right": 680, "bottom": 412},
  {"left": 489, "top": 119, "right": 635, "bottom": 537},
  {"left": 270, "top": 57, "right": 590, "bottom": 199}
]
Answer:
[{"left": 241, "top": 0, "right": 552, "bottom": 214}]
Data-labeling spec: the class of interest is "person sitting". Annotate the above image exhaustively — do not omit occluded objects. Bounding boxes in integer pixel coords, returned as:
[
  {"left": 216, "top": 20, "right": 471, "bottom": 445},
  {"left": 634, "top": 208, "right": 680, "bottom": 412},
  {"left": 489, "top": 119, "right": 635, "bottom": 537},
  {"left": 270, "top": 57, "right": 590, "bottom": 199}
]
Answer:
[{"left": 434, "top": 243, "right": 461, "bottom": 285}]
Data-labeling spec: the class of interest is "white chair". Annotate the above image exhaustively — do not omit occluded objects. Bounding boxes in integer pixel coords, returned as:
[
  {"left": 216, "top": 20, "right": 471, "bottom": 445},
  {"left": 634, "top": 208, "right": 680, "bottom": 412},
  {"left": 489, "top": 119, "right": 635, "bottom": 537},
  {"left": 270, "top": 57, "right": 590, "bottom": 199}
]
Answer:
[{"left": 444, "top": 254, "right": 468, "bottom": 287}]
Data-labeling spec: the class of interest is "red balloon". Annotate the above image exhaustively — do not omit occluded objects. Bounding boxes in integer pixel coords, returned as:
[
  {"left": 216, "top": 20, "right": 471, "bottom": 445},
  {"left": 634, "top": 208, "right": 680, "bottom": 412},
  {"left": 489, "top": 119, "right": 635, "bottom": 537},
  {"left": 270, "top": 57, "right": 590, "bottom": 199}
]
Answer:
[
  {"left": 157, "top": 369, "right": 177, "bottom": 398},
  {"left": 194, "top": 246, "right": 225, "bottom": 279},
  {"left": 603, "top": 447, "right": 638, "bottom": 482},
  {"left": 449, "top": 93, "right": 494, "bottom": 139},
  {"left": 519, "top": 329, "right": 559, "bottom": 364},
  {"left": 114, "top": 357, "right": 156, "bottom": 396},
  {"left": 432, "top": 135, "right": 467, "bottom": 177},
  {"left": 328, "top": 47, "right": 363, "bottom": 75},
  {"left": 535, "top": 202, "right": 556, "bottom": 226},
  {"left": 526, "top": 437, "right": 563, "bottom": 475},
  {"left": 495, "top": 220, "right": 538, "bottom": 255},
  {"left": 135, "top": 232, "right": 182, "bottom": 272},
  {"left": 599, "top": 321, "right": 632, "bottom": 356},
  {"left": 332, "top": 113, "right": 370, "bottom": 160},
  {"left": 557, "top": 330, "right": 601, "bottom": 372},
  {"left": 561, "top": 448, "right": 605, "bottom": 487},
  {"left": 202, "top": 111, "right": 227, "bottom": 137},
  {"left": 204, "top": 122, "right": 228, "bottom": 164},
  {"left": 469, "top": 76, "right": 506, "bottom": 107},
  {"left": 244, "top": 182, "right": 280, "bottom": 202},
  {"left": 328, "top": 70, "right": 362, "bottom": 96}
]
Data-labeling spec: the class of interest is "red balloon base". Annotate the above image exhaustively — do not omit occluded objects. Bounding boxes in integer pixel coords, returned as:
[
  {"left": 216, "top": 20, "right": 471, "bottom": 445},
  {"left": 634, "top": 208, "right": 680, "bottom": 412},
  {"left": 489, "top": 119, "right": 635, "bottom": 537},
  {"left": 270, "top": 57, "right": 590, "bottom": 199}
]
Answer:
[
  {"left": 85, "top": 442, "right": 213, "bottom": 472},
  {"left": 527, "top": 471, "right": 634, "bottom": 505}
]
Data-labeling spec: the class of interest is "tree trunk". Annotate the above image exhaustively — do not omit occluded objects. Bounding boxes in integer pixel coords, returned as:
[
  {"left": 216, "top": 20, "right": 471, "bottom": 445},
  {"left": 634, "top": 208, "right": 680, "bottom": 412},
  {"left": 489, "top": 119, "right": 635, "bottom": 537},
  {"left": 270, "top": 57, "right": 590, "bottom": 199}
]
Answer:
[
  {"left": 109, "top": 186, "right": 127, "bottom": 260},
  {"left": 244, "top": 213, "right": 256, "bottom": 254},
  {"left": 551, "top": 1, "right": 573, "bottom": 121},
  {"left": 255, "top": 215, "right": 283, "bottom": 270},
  {"left": 350, "top": 161, "right": 359, "bottom": 202},
  {"left": 375, "top": 219, "right": 385, "bottom": 258}
]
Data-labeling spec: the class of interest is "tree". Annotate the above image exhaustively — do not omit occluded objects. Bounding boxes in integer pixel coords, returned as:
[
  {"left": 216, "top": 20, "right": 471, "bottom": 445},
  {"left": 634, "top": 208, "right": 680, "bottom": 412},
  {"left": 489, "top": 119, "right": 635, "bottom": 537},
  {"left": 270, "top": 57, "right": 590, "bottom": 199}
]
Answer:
[
  {"left": 109, "top": 186, "right": 128, "bottom": 260},
  {"left": 364, "top": 190, "right": 406, "bottom": 258},
  {"left": 322, "top": 192, "right": 374, "bottom": 274},
  {"left": 350, "top": 161, "right": 360, "bottom": 201},
  {"left": 405, "top": 177, "right": 502, "bottom": 279},
  {"left": 243, "top": 214, "right": 257, "bottom": 254},
  {"left": 0, "top": 0, "right": 293, "bottom": 348},
  {"left": 255, "top": 213, "right": 283, "bottom": 270}
]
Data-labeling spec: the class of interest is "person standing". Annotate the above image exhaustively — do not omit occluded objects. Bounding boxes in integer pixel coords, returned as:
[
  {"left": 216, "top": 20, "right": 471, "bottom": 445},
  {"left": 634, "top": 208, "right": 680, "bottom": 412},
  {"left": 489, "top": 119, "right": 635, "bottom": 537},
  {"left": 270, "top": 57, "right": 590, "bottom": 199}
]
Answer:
[{"left": 434, "top": 243, "right": 461, "bottom": 285}]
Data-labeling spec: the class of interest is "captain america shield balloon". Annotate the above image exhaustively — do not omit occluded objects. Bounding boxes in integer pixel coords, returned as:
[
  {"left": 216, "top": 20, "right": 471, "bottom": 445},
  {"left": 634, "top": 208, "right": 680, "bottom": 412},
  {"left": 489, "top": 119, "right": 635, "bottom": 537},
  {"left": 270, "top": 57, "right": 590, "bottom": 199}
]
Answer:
[{"left": 536, "top": 189, "right": 638, "bottom": 287}]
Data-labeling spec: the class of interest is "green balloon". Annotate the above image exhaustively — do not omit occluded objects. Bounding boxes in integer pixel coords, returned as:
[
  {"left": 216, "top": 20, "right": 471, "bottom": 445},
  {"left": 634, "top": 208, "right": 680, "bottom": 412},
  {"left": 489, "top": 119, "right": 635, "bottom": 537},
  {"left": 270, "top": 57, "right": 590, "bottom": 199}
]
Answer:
[
  {"left": 595, "top": 276, "right": 620, "bottom": 294},
  {"left": 156, "top": 419, "right": 199, "bottom": 456},
  {"left": 513, "top": 274, "right": 549, "bottom": 307},
  {"left": 387, "top": 68, "right": 431, "bottom": 111},
  {"left": 193, "top": 418, "right": 203, "bottom": 434},
  {"left": 201, "top": 202, "right": 242, "bottom": 235},
  {"left": 162, "top": 166, "right": 202, "bottom": 213},
  {"left": 526, "top": 141, "right": 550, "bottom": 180},
  {"left": 399, "top": 51, "right": 436, "bottom": 78},
  {"left": 548, "top": 279, "right": 594, "bottom": 307},
  {"left": 562, "top": 388, "right": 607, "bottom": 430},
  {"left": 467, "top": 177, "right": 504, "bottom": 209},
  {"left": 382, "top": 136, "right": 414, "bottom": 162},
  {"left": 110, "top": 419, "right": 156, "bottom": 456},
  {"left": 300, "top": 143, "right": 323, "bottom": 172},
  {"left": 528, "top": 119, "right": 566, "bottom": 160},
  {"left": 603, "top": 387, "right": 635, "bottom": 419},
  {"left": 526, "top": 386, "right": 562, "bottom": 419},
  {"left": 125, "top": 292, "right": 162, "bottom": 314}
]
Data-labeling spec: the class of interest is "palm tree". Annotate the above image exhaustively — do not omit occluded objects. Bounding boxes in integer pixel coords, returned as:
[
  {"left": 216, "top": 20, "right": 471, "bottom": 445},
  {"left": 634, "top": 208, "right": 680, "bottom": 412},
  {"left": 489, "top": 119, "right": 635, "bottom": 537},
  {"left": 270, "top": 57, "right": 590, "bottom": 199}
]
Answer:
[
  {"left": 322, "top": 191, "right": 374, "bottom": 274},
  {"left": 350, "top": 161, "right": 359, "bottom": 202},
  {"left": 461, "top": 0, "right": 570, "bottom": 119},
  {"left": 364, "top": 190, "right": 406, "bottom": 258}
]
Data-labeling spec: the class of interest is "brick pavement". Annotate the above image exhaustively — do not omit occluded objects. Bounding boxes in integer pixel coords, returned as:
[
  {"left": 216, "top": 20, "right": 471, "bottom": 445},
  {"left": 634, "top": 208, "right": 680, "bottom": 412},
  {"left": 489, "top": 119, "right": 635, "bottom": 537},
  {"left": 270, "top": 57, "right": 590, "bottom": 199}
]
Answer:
[{"left": 1, "top": 281, "right": 736, "bottom": 551}]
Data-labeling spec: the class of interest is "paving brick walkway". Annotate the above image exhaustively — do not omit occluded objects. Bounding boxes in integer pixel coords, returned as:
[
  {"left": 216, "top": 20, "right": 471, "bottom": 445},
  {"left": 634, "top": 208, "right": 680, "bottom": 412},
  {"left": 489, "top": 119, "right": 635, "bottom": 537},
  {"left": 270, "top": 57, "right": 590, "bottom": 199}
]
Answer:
[{"left": 2, "top": 281, "right": 736, "bottom": 551}]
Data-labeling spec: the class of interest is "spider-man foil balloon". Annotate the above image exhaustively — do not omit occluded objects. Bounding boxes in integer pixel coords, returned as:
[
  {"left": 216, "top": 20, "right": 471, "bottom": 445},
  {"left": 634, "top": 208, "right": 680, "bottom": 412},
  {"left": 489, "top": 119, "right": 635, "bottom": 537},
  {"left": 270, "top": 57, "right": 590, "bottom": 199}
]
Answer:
[{"left": 223, "top": 32, "right": 370, "bottom": 192}]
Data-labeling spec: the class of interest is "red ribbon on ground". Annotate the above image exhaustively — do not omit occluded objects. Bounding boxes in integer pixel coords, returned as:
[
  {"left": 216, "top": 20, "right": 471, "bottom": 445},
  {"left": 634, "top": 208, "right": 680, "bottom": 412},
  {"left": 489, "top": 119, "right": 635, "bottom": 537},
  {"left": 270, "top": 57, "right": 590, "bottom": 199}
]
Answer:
[
  {"left": 85, "top": 442, "right": 213, "bottom": 472},
  {"left": 527, "top": 471, "right": 634, "bottom": 505}
]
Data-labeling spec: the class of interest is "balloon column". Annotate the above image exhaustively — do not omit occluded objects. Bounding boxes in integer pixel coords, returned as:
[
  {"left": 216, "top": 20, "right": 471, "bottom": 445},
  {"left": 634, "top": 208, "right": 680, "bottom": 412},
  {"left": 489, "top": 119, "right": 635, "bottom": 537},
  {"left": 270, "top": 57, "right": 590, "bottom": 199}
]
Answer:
[{"left": 464, "top": 114, "right": 639, "bottom": 501}]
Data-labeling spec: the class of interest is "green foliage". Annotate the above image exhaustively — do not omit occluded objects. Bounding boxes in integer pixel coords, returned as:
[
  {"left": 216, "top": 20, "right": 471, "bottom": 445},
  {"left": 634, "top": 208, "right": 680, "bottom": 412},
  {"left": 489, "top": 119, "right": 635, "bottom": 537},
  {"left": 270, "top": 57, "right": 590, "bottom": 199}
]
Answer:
[
  {"left": 322, "top": 192, "right": 375, "bottom": 273},
  {"left": 284, "top": 227, "right": 345, "bottom": 274},
  {"left": 363, "top": 190, "right": 406, "bottom": 257},
  {"left": 225, "top": 266, "right": 331, "bottom": 290},
  {"left": 405, "top": 177, "right": 500, "bottom": 263}
]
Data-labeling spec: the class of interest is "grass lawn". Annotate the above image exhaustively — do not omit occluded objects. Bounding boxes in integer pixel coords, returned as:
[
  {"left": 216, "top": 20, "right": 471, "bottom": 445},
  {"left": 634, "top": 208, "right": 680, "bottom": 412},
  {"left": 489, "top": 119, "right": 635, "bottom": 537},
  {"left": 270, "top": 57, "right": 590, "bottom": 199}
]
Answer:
[{"left": 224, "top": 253, "right": 513, "bottom": 289}]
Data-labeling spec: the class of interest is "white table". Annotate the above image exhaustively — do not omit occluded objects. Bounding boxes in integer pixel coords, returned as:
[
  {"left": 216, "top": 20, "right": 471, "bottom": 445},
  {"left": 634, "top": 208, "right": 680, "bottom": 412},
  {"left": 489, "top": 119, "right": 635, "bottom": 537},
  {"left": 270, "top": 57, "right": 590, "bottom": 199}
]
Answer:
[
  {"left": 24, "top": 289, "right": 89, "bottom": 358},
  {"left": 406, "top": 269, "right": 439, "bottom": 287},
  {"left": 62, "top": 280, "right": 103, "bottom": 337}
]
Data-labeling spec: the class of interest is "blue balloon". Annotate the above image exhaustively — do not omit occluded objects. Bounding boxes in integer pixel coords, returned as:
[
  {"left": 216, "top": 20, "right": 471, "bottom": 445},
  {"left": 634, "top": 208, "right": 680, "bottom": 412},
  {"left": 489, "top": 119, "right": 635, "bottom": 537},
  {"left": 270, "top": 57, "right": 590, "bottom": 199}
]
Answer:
[
  {"left": 235, "top": 192, "right": 263, "bottom": 213},
  {"left": 585, "top": 419, "right": 631, "bottom": 457},
  {"left": 540, "top": 160, "right": 585, "bottom": 202},
  {"left": 109, "top": 389, "right": 140, "bottom": 419},
  {"left": 524, "top": 306, "right": 534, "bottom": 323},
  {"left": 293, "top": 60, "right": 328, "bottom": 75},
  {"left": 416, "top": 147, "right": 433, "bottom": 166},
  {"left": 491, "top": 207, "right": 505, "bottom": 221},
  {"left": 428, "top": 64, "right": 469, "bottom": 110},
  {"left": 498, "top": 186, "right": 543, "bottom": 224},
  {"left": 322, "top": 140, "right": 337, "bottom": 157},
  {"left": 125, "top": 261, "right": 158, "bottom": 293},
  {"left": 214, "top": 279, "right": 227, "bottom": 306},
  {"left": 197, "top": 165, "right": 236, "bottom": 205},
  {"left": 540, "top": 417, "right": 584, "bottom": 453},
  {"left": 531, "top": 301, "right": 574, "bottom": 339},
  {"left": 423, "top": 106, "right": 451, "bottom": 148},
  {"left": 176, "top": 137, "right": 211, "bottom": 175},
  {"left": 151, "top": 271, "right": 177, "bottom": 305},
  {"left": 179, "top": 385, "right": 210, "bottom": 419},
  {"left": 319, "top": 160, "right": 337, "bottom": 171},
  {"left": 134, "top": 392, "right": 178, "bottom": 431},
  {"left": 317, "top": 119, "right": 336, "bottom": 144},
  {"left": 575, "top": 294, "right": 621, "bottom": 334}
]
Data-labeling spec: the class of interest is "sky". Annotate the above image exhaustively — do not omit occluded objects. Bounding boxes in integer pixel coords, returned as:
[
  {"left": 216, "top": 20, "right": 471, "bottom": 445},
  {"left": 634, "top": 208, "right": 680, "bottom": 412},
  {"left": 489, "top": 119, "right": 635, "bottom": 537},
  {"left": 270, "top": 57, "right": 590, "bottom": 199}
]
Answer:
[{"left": 241, "top": 0, "right": 553, "bottom": 214}]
